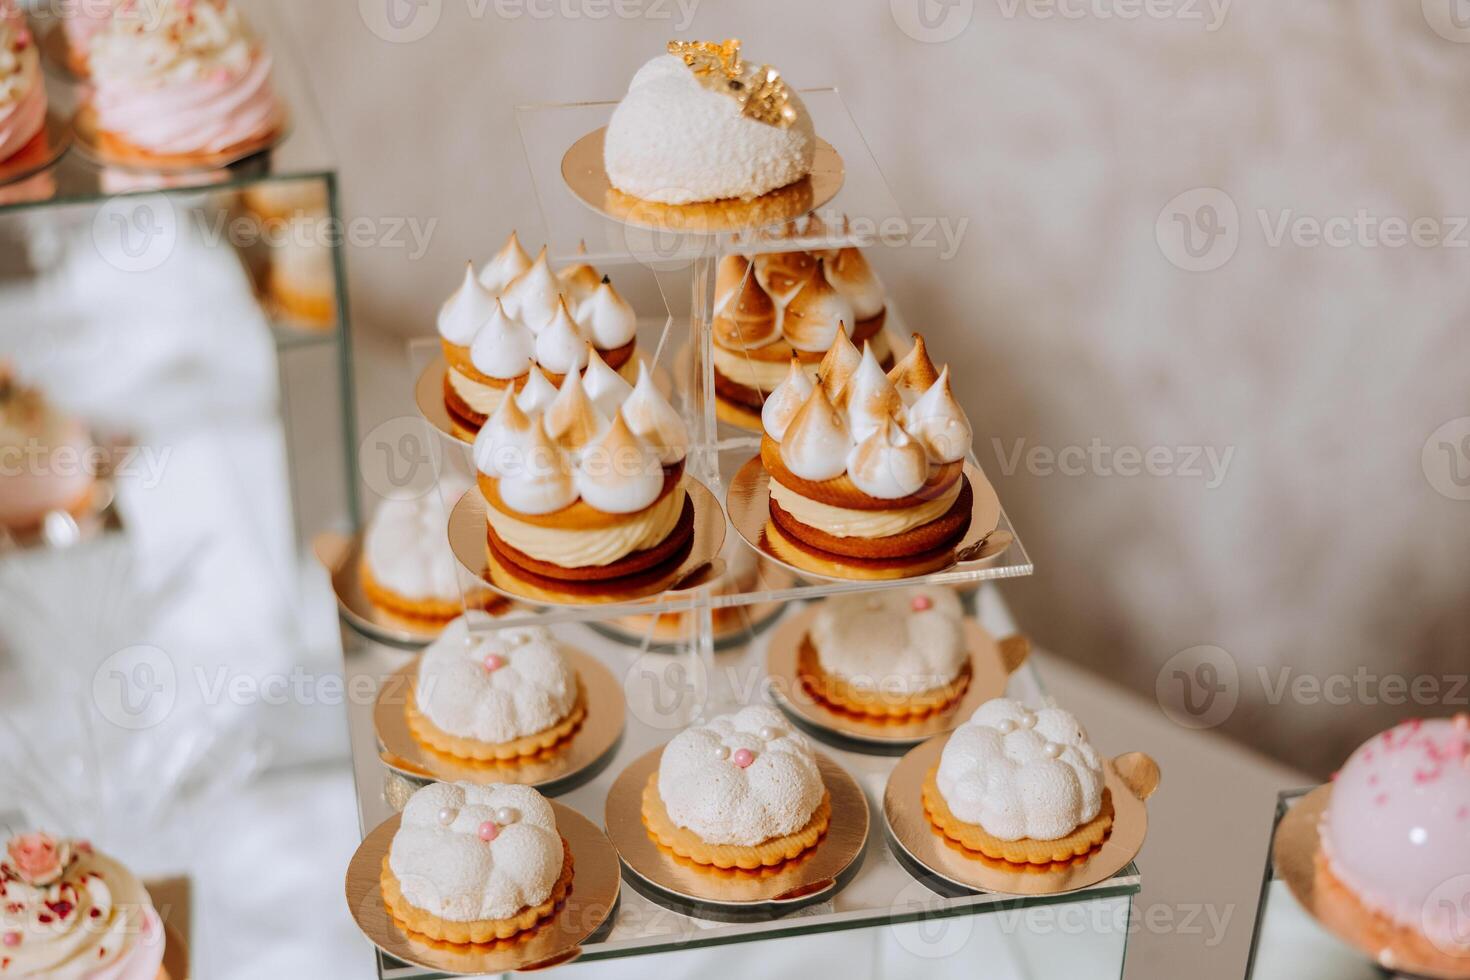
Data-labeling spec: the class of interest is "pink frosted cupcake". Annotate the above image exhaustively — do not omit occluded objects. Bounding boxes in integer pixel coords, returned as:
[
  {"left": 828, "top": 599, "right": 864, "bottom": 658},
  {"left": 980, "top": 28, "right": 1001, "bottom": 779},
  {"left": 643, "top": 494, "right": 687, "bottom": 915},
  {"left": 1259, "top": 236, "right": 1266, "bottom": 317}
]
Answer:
[
  {"left": 0, "top": 832, "right": 167, "bottom": 979},
  {"left": 1318, "top": 715, "right": 1470, "bottom": 973},
  {"left": 88, "top": 0, "right": 284, "bottom": 162},
  {"left": 0, "top": 370, "right": 96, "bottom": 532},
  {"left": 0, "top": 11, "right": 46, "bottom": 167},
  {"left": 61, "top": 0, "right": 120, "bottom": 75}
]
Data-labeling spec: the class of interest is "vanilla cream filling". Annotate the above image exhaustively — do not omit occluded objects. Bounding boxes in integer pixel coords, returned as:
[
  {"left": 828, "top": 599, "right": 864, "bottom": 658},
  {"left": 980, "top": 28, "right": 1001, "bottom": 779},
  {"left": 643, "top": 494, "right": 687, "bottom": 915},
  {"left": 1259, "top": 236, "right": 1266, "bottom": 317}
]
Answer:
[
  {"left": 450, "top": 355, "right": 639, "bottom": 417},
  {"left": 714, "top": 331, "right": 891, "bottom": 393},
  {"left": 770, "top": 476, "right": 961, "bottom": 539},
  {"left": 487, "top": 484, "right": 686, "bottom": 567}
]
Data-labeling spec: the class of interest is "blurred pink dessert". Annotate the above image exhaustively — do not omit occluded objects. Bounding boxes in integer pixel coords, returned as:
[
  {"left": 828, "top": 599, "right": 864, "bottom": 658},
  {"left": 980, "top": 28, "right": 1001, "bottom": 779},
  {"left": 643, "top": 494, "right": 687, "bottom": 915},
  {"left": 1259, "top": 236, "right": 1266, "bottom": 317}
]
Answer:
[
  {"left": 0, "top": 832, "right": 167, "bottom": 979},
  {"left": 62, "top": 0, "right": 119, "bottom": 73},
  {"left": 1320, "top": 715, "right": 1470, "bottom": 966},
  {"left": 0, "top": 369, "right": 96, "bottom": 532},
  {"left": 88, "top": 0, "right": 284, "bottom": 159},
  {"left": 0, "top": 11, "right": 46, "bottom": 166}
]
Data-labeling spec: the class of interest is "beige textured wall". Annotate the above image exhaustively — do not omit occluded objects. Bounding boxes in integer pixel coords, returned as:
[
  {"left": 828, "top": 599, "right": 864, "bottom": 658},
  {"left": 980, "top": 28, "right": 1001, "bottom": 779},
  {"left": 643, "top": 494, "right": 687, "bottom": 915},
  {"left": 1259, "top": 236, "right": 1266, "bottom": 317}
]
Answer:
[{"left": 275, "top": 0, "right": 1470, "bottom": 775}]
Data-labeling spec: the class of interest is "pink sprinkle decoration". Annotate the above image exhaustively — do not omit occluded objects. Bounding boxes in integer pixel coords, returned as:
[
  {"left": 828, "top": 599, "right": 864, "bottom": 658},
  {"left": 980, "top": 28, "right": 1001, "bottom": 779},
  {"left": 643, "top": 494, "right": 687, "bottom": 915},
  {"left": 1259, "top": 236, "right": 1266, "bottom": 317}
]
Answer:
[
  {"left": 1457, "top": 806, "right": 1469, "bottom": 822},
  {"left": 732, "top": 748, "right": 755, "bottom": 769},
  {"left": 482, "top": 653, "right": 506, "bottom": 672},
  {"left": 910, "top": 595, "right": 933, "bottom": 612},
  {"left": 477, "top": 821, "right": 499, "bottom": 842},
  {"left": 1, "top": 934, "right": 17, "bottom": 949},
  {"left": 1374, "top": 793, "right": 1389, "bottom": 806},
  {"left": 210, "top": 68, "right": 231, "bottom": 84}
]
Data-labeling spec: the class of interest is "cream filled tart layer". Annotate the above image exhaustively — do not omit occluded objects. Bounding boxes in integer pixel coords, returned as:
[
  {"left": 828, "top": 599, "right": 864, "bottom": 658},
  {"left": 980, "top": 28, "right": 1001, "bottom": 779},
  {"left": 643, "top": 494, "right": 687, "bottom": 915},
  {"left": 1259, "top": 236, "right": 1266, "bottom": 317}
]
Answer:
[
  {"left": 758, "top": 333, "right": 975, "bottom": 559},
  {"left": 439, "top": 233, "right": 641, "bottom": 431},
  {"left": 473, "top": 357, "right": 692, "bottom": 581}
]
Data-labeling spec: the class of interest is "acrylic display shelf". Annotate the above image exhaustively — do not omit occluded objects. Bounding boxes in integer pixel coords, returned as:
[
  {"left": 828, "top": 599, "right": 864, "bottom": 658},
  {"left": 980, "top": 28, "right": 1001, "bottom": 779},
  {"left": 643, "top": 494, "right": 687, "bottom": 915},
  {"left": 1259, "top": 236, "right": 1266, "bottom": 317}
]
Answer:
[{"left": 342, "top": 586, "right": 1139, "bottom": 979}]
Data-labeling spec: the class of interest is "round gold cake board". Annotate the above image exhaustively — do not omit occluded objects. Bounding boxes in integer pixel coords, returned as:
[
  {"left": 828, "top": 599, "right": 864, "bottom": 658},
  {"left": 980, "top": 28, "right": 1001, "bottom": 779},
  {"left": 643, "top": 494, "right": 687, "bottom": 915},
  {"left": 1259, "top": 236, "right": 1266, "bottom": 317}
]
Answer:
[
  {"left": 71, "top": 103, "right": 290, "bottom": 174},
  {"left": 0, "top": 113, "right": 72, "bottom": 189},
  {"left": 160, "top": 921, "right": 190, "bottom": 980},
  {"left": 345, "top": 803, "right": 620, "bottom": 975},
  {"left": 313, "top": 531, "right": 515, "bottom": 649},
  {"left": 765, "top": 605, "right": 1031, "bottom": 752},
  {"left": 884, "top": 735, "right": 1159, "bottom": 897},
  {"left": 562, "top": 126, "right": 845, "bottom": 235},
  {"left": 604, "top": 746, "right": 868, "bottom": 919},
  {"left": 449, "top": 483, "right": 727, "bottom": 608},
  {"left": 590, "top": 556, "right": 797, "bottom": 651},
  {"left": 373, "top": 652, "right": 625, "bottom": 796},
  {"left": 727, "top": 456, "right": 1011, "bottom": 583},
  {"left": 1274, "top": 784, "right": 1470, "bottom": 979}
]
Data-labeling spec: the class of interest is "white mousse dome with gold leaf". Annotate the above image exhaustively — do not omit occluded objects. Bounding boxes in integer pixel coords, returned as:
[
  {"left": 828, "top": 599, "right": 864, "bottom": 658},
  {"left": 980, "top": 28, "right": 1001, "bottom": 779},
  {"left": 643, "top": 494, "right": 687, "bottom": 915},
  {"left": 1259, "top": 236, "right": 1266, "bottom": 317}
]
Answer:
[
  {"left": 935, "top": 699, "right": 1105, "bottom": 842},
  {"left": 388, "top": 782, "right": 564, "bottom": 922},
  {"left": 415, "top": 615, "right": 578, "bottom": 744},
  {"left": 604, "top": 44, "right": 815, "bottom": 204},
  {"left": 656, "top": 706, "right": 823, "bottom": 846}
]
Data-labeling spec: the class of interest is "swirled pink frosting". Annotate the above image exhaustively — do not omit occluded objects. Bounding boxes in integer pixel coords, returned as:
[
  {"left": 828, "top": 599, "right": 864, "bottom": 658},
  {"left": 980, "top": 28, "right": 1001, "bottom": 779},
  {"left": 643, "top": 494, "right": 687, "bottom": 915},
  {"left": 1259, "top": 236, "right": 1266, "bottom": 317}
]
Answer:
[
  {"left": 0, "top": 16, "right": 45, "bottom": 162},
  {"left": 0, "top": 75, "right": 43, "bottom": 162},
  {"left": 62, "top": 0, "right": 118, "bottom": 57},
  {"left": 92, "top": 46, "right": 281, "bottom": 154}
]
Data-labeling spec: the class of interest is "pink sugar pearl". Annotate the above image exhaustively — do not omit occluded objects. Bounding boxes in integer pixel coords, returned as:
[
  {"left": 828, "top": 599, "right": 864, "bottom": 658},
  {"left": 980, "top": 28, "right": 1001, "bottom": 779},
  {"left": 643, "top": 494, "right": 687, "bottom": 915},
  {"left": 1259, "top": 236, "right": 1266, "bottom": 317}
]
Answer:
[
  {"left": 732, "top": 748, "right": 755, "bottom": 769},
  {"left": 482, "top": 653, "right": 506, "bottom": 672},
  {"left": 3, "top": 932, "right": 20, "bottom": 948},
  {"left": 478, "top": 821, "right": 500, "bottom": 842},
  {"left": 911, "top": 594, "right": 933, "bottom": 612}
]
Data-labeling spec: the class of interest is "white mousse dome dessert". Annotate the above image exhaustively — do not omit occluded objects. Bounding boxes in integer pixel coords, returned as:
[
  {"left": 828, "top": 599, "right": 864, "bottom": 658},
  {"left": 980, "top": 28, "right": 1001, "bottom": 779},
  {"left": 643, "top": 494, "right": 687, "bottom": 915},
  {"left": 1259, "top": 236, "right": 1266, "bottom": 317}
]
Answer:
[
  {"left": 925, "top": 698, "right": 1113, "bottom": 865},
  {"left": 643, "top": 705, "right": 831, "bottom": 869},
  {"left": 803, "top": 586, "right": 971, "bottom": 717},
  {"left": 604, "top": 40, "right": 815, "bottom": 204},
  {"left": 382, "top": 781, "right": 571, "bottom": 943},
  {"left": 406, "top": 614, "right": 583, "bottom": 761}
]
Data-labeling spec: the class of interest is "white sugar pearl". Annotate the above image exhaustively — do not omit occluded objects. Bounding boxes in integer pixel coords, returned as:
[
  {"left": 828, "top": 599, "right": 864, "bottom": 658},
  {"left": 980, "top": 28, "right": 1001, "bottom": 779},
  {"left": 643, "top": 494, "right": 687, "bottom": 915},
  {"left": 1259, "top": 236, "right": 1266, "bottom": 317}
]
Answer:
[
  {"left": 1019, "top": 712, "right": 1037, "bottom": 729},
  {"left": 759, "top": 726, "right": 780, "bottom": 740},
  {"left": 996, "top": 720, "right": 1016, "bottom": 734},
  {"left": 1043, "top": 742, "right": 1064, "bottom": 759},
  {"left": 495, "top": 807, "right": 517, "bottom": 825},
  {"left": 714, "top": 745, "right": 731, "bottom": 760},
  {"left": 437, "top": 807, "right": 456, "bottom": 826}
]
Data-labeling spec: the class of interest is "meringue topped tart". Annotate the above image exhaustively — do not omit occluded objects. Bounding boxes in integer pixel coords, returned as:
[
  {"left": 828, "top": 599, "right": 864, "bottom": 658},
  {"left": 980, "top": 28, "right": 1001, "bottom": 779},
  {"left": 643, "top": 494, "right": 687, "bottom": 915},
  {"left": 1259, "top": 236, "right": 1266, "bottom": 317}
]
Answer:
[
  {"left": 381, "top": 781, "right": 572, "bottom": 944},
  {"left": 604, "top": 40, "right": 815, "bottom": 205},
  {"left": 359, "top": 471, "right": 501, "bottom": 625},
  {"left": 712, "top": 249, "right": 891, "bottom": 418},
  {"left": 802, "top": 587, "right": 971, "bottom": 718},
  {"left": 643, "top": 705, "right": 831, "bottom": 869},
  {"left": 472, "top": 363, "right": 693, "bottom": 582},
  {"left": 924, "top": 698, "right": 1114, "bottom": 865},
  {"left": 405, "top": 614, "right": 585, "bottom": 761},
  {"left": 438, "top": 232, "right": 641, "bottom": 432},
  {"left": 88, "top": 0, "right": 285, "bottom": 160},
  {"left": 0, "top": 832, "right": 167, "bottom": 979},
  {"left": 759, "top": 333, "right": 975, "bottom": 560},
  {"left": 0, "top": 13, "right": 46, "bottom": 166}
]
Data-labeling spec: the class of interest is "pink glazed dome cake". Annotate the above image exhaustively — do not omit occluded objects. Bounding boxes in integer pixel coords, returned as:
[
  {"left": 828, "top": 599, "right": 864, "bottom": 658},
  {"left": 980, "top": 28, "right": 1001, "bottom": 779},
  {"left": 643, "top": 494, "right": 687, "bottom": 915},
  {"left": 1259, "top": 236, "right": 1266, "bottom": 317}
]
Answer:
[
  {"left": 87, "top": 0, "right": 284, "bottom": 161},
  {"left": 1319, "top": 715, "right": 1470, "bottom": 969}
]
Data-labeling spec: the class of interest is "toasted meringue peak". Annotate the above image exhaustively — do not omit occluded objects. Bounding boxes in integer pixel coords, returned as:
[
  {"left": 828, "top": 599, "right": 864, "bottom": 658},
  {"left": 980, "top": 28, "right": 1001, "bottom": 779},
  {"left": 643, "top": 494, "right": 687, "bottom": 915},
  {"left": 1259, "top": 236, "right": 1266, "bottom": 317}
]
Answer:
[
  {"left": 557, "top": 251, "right": 602, "bottom": 315},
  {"left": 478, "top": 231, "right": 533, "bottom": 295},
  {"left": 579, "top": 278, "right": 638, "bottom": 350},
  {"left": 516, "top": 365, "right": 558, "bottom": 416},
  {"left": 761, "top": 358, "right": 815, "bottom": 442},
  {"left": 582, "top": 345, "right": 634, "bottom": 417},
  {"left": 907, "top": 366, "right": 972, "bottom": 464},
  {"left": 497, "top": 412, "right": 578, "bottom": 516},
  {"left": 501, "top": 247, "right": 563, "bottom": 330},
  {"left": 847, "top": 416, "right": 929, "bottom": 500},
  {"left": 544, "top": 371, "right": 606, "bottom": 454},
  {"left": 473, "top": 392, "right": 535, "bottom": 478},
  {"left": 887, "top": 334, "right": 941, "bottom": 402},
  {"left": 824, "top": 247, "right": 885, "bottom": 320},
  {"left": 574, "top": 412, "right": 665, "bottom": 514},
  {"left": 817, "top": 328, "right": 862, "bottom": 398},
  {"left": 845, "top": 344, "right": 904, "bottom": 441},
  {"left": 469, "top": 300, "right": 536, "bottom": 380},
  {"left": 438, "top": 262, "right": 498, "bottom": 346},
  {"left": 713, "top": 256, "right": 779, "bottom": 350},
  {"left": 779, "top": 385, "right": 852, "bottom": 482},
  {"left": 782, "top": 263, "right": 856, "bottom": 353},
  {"left": 535, "top": 297, "right": 590, "bottom": 376},
  {"left": 621, "top": 362, "right": 689, "bottom": 465},
  {"left": 753, "top": 250, "right": 818, "bottom": 306}
]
